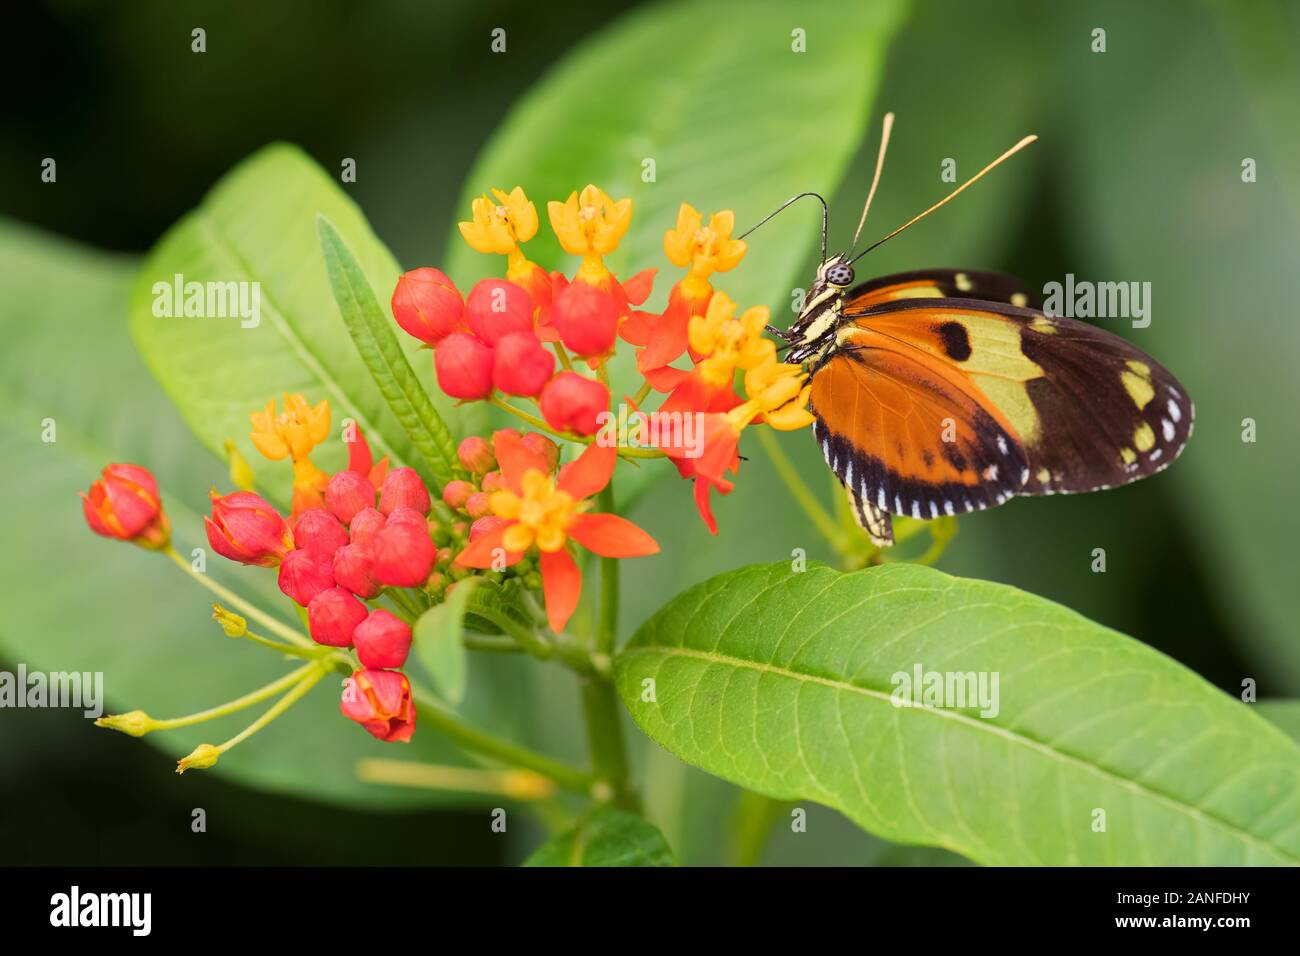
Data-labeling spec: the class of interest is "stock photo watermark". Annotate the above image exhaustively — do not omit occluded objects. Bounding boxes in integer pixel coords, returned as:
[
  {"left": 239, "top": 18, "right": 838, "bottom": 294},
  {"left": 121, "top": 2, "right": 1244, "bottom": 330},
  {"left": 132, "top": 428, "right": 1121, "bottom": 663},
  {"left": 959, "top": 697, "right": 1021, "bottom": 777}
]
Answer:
[
  {"left": 0, "top": 665, "right": 103, "bottom": 718},
  {"left": 890, "top": 664, "right": 1000, "bottom": 718},
  {"left": 151, "top": 273, "right": 261, "bottom": 328}
]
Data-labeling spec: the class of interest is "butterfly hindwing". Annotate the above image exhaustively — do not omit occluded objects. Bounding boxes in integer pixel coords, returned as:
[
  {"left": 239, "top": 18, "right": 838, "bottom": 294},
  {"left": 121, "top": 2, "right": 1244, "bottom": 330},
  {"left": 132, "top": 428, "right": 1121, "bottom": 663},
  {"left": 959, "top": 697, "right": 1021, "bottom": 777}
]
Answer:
[{"left": 816, "top": 297, "right": 1193, "bottom": 509}]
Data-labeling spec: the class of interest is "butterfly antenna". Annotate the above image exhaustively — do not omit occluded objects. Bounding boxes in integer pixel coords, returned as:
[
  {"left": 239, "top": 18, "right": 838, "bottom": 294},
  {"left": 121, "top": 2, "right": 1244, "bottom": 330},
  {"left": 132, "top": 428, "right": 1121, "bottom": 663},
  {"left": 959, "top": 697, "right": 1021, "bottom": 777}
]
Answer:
[
  {"left": 850, "top": 133, "right": 1038, "bottom": 265},
  {"left": 846, "top": 111, "right": 895, "bottom": 259},
  {"left": 737, "top": 191, "right": 829, "bottom": 263}
]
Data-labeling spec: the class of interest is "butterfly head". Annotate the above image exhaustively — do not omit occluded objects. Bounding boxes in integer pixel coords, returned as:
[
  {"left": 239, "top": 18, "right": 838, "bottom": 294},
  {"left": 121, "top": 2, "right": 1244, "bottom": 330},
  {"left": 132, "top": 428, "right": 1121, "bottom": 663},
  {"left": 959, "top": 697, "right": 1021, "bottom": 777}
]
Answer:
[{"left": 820, "top": 256, "right": 856, "bottom": 289}]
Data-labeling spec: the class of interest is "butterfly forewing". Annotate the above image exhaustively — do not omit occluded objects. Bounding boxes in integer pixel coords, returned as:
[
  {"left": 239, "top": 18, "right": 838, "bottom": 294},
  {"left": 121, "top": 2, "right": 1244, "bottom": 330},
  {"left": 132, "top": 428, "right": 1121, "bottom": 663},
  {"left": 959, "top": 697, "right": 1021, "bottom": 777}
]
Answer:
[
  {"left": 844, "top": 268, "right": 1041, "bottom": 313},
  {"left": 809, "top": 295, "right": 1192, "bottom": 518}
]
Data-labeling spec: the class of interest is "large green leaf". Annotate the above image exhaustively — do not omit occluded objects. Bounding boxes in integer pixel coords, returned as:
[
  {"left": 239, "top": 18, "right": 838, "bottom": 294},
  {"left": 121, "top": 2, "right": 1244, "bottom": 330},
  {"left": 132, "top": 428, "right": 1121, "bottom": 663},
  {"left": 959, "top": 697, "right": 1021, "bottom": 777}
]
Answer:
[
  {"left": 0, "top": 220, "right": 503, "bottom": 809},
  {"left": 129, "top": 143, "right": 463, "bottom": 486},
  {"left": 615, "top": 562, "right": 1300, "bottom": 865},
  {"left": 523, "top": 808, "right": 676, "bottom": 867}
]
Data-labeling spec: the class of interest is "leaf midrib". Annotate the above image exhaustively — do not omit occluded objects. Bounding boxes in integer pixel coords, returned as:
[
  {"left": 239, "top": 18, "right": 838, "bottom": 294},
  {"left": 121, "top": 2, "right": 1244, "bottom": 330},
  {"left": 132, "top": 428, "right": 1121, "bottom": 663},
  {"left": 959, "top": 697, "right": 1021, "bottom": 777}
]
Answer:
[{"left": 620, "top": 642, "right": 1299, "bottom": 864}]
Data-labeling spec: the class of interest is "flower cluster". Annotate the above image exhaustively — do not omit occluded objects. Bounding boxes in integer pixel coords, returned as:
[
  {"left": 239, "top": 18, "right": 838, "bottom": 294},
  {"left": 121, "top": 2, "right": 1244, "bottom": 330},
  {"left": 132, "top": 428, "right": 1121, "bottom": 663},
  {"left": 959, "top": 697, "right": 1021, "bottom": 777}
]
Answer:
[
  {"left": 81, "top": 180, "right": 813, "bottom": 781},
  {"left": 397, "top": 183, "right": 813, "bottom": 534}
]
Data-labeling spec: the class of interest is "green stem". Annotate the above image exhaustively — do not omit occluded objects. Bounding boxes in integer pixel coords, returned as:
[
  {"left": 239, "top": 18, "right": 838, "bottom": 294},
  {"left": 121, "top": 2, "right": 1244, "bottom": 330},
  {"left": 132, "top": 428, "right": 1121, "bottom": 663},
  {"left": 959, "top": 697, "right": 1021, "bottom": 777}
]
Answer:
[
  {"left": 240, "top": 628, "right": 334, "bottom": 661},
  {"left": 462, "top": 634, "right": 525, "bottom": 654},
  {"left": 216, "top": 664, "right": 327, "bottom": 753},
  {"left": 754, "top": 428, "right": 845, "bottom": 551},
  {"left": 166, "top": 547, "right": 312, "bottom": 648},
  {"left": 147, "top": 662, "right": 319, "bottom": 731},
  {"left": 552, "top": 342, "right": 574, "bottom": 371},
  {"left": 410, "top": 685, "right": 597, "bottom": 797},
  {"left": 578, "top": 482, "right": 634, "bottom": 808},
  {"left": 631, "top": 380, "right": 654, "bottom": 407}
]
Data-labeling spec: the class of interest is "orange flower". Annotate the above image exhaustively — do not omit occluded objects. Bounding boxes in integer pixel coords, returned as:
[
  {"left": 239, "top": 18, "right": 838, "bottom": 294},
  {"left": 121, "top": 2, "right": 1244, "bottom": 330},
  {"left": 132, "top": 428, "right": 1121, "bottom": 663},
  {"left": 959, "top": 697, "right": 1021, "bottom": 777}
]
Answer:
[
  {"left": 548, "top": 184, "right": 632, "bottom": 288},
  {"left": 458, "top": 186, "right": 553, "bottom": 325},
  {"left": 249, "top": 393, "right": 331, "bottom": 517},
  {"left": 455, "top": 431, "right": 658, "bottom": 631}
]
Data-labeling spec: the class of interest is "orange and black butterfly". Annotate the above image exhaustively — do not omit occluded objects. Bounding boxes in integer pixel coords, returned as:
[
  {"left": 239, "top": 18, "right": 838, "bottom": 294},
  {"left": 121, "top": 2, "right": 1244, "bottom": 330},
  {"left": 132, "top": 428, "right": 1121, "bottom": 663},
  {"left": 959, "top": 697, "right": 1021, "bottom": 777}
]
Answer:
[{"left": 747, "top": 114, "right": 1193, "bottom": 547}]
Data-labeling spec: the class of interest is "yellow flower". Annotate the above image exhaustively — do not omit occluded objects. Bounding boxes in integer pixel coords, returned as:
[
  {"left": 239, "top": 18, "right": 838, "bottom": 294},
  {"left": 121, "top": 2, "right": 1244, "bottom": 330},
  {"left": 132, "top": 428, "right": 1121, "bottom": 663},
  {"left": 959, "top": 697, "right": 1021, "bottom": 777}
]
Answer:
[
  {"left": 688, "top": 292, "right": 777, "bottom": 387},
  {"left": 458, "top": 186, "right": 539, "bottom": 256},
  {"left": 743, "top": 358, "right": 813, "bottom": 431},
  {"left": 664, "top": 204, "right": 747, "bottom": 277},
  {"left": 548, "top": 184, "right": 633, "bottom": 262},
  {"left": 249, "top": 394, "right": 330, "bottom": 462},
  {"left": 489, "top": 469, "right": 578, "bottom": 553}
]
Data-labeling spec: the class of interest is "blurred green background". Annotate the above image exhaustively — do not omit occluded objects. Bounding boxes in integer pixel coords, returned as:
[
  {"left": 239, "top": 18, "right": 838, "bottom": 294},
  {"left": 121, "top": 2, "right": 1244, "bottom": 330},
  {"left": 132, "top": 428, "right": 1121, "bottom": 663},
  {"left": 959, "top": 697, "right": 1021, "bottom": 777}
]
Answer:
[{"left": 1, "top": 0, "right": 1296, "bottom": 865}]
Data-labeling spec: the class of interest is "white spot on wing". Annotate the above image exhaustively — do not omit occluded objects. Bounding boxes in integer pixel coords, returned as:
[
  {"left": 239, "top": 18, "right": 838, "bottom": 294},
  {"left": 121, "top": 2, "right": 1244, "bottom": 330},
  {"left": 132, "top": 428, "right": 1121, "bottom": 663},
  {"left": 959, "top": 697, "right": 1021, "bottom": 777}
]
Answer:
[
  {"left": 1167, "top": 399, "right": 1181, "bottom": 423},
  {"left": 1161, "top": 418, "right": 1175, "bottom": 442}
]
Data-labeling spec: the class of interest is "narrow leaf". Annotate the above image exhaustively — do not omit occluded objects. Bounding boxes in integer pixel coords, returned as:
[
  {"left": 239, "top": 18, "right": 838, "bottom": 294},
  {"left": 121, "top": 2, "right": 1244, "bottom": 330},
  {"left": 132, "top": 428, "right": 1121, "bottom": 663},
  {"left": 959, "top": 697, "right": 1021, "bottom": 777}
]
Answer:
[{"left": 317, "top": 215, "right": 460, "bottom": 488}]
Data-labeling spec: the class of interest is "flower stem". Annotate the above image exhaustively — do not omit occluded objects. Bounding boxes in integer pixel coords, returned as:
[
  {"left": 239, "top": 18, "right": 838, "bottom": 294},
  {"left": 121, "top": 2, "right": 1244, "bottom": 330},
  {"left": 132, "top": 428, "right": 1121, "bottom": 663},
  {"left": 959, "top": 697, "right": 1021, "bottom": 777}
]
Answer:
[
  {"left": 754, "top": 427, "right": 846, "bottom": 553},
  {"left": 409, "top": 685, "right": 597, "bottom": 797},
  {"left": 145, "top": 662, "right": 319, "bottom": 731},
  {"left": 356, "top": 759, "right": 556, "bottom": 800},
  {"left": 631, "top": 380, "right": 654, "bottom": 407},
  {"left": 214, "top": 663, "right": 327, "bottom": 754},
  {"left": 579, "top": 482, "right": 634, "bottom": 808},
  {"left": 165, "top": 546, "right": 312, "bottom": 648},
  {"left": 552, "top": 342, "right": 574, "bottom": 372}
]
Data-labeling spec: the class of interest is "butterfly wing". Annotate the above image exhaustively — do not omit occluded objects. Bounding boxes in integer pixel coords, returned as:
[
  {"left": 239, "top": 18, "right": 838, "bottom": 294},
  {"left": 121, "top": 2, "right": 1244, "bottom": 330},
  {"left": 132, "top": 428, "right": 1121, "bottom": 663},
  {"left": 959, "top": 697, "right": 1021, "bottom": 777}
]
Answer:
[
  {"left": 810, "top": 296, "right": 1193, "bottom": 523},
  {"left": 844, "top": 268, "right": 1041, "bottom": 312}
]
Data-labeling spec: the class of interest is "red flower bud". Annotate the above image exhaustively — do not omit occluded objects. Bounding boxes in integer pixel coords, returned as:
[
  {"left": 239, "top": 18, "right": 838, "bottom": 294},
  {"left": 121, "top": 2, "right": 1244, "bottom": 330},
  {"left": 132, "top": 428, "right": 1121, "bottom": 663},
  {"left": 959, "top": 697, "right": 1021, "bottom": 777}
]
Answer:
[
  {"left": 469, "top": 515, "right": 509, "bottom": 542},
  {"left": 372, "top": 517, "right": 436, "bottom": 587},
  {"left": 465, "top": 278, "right": 534, "bottom": 344},
  {"left": 480, "top": 470, "right": 506, "bottom": 492},
  {"left": 325, "top": 470, "right": 376, "bottom": 525},
  {"left": 278, "top": 548, "right": 337, "bottom": 607},
  {"left": 465, "top": 491, "right": 491, "bottom": 518},
  {"left": 385, "top": 506, "right": 429, "bottom": 528},
  {"left": 81, "top": 463, "right": 170, "bottom": 549},
  {"left": 340, "top": 668, "right": 415, "bottom": 743},
  {"left": 378, "top": 467, "right": 430, "bottom": 516},
  {"left": 434, "top": 332, "right": 494, "bottom": 400},
  {"left": 205, "top": 490, "right": 292, "bottom": 567},
  {"left": 348, "top": 507, "right": 387, "bottom": 547},
  {"left": 353, "top": 609, "right": 413, "bottom": 669},
  {"left": 332, "top": 542, "right": 381, "bottom": 599},
  {"left": 457, "top": 436, "right": 495, "bottom": 474},
  {"left": 551, "top": 281, "right": 619, "bottom": 357},
  {"left": 391, "top": 267, "right": 464, "bottom": 345},
  {"left": 521, "top": 433, "right": 560, "bottom": 472},
  {"left": 491, "top": 330, "right": 555, "bottom": 397},
  {"left": 540, "top": 371, "right": 609, "bottom": 436},
  {"left": 308, "top": 587, "right": 368, "bottom": 647},
  {"left": 442, "top": 479, "right": 474, "bottom": 510},
  {"left": 292, "top": 508, "right": 349, "bottom": 557}
]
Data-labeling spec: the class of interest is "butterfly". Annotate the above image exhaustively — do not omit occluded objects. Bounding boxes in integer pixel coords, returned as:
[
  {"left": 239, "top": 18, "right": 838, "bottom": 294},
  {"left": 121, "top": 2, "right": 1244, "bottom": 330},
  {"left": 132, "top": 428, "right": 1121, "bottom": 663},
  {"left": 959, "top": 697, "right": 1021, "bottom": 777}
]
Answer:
[{"left": 744, "top": 114, "right": 1193, "bottom": 547}]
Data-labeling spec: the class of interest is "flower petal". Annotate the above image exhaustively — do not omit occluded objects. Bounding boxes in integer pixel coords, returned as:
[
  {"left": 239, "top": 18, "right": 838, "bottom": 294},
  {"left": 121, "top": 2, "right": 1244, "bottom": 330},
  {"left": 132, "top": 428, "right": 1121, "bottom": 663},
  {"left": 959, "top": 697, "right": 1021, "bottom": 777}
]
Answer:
[
  {"left": 557, "top": 442, "right": 616, "bottom": 500},
  {"left": 539, "top": 548, "right": 582, "bottom": 632},
  {"left": 568, "top": 513, "right": 659, "bottom": 558},
  {"left": 455, "top": 524, "right": 514, "bottom": 568},
  {"left": 493, "top": 429, "right": 552, "bottom": 493}
]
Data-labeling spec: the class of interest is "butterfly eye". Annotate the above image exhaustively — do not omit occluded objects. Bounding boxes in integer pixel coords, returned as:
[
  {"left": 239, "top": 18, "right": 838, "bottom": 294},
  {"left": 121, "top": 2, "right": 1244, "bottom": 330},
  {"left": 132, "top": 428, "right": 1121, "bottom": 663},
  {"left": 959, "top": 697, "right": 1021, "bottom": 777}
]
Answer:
[{"left": 826, "top": 263, "right": 855, "bottom": 287}]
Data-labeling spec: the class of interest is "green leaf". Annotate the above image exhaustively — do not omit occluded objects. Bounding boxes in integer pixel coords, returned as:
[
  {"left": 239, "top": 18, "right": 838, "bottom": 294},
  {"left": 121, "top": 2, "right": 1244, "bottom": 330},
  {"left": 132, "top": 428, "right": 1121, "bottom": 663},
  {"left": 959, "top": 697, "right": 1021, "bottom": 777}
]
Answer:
[
  {"left": 413, "top": 583, "right": 475, "bottom": 706},
  {"left": 615, "top": 562, "right": 1300, "bottom": 865},
  {"left": 0, "top": 220, "right": 487, "bottom": 808},
  {"left": 129, "top": 143, "right": 464, "bottom": 488},
  {"left": 444, "top": 0, "right": 907, "bottom": 501},
  {"left": 317, "top": 215, "right": 459, "bottom": 487},
  {"left": 523, "top": 808, "right": 676, "bottom": 867},
  {"left": 1257, "top": 701, "right": 1300, "bottom": 745}
]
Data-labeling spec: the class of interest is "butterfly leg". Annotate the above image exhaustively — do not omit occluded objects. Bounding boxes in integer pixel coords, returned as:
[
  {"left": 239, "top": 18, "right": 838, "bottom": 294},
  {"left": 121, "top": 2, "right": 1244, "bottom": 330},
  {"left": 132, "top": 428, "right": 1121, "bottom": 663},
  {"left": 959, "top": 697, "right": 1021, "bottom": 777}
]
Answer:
[{"left": 845, "top": 483, "right": 894, "bottom": 548}]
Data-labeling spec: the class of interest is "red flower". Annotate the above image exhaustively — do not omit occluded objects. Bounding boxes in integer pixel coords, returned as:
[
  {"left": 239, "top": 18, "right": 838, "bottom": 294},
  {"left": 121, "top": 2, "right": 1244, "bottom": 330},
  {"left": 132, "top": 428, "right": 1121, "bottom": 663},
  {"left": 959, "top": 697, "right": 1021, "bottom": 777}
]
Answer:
[
  {"left": 278, "top": 548, "right": 337, "bottom": 607},
  {"left": 324, "top": 470, "right": 377, "bottom": 525},
  {"left": 378, "top": 467, "right": 430, "bottom": 516},
  {"left": 391, "top": 267, "right": 464, "bottom": 345},
  {"left": 539, "top": 371, "right": 609, "bottom": 436},
  {"left": 353, "top": 610, "right": 413, "bottom": 669},
  {"left": 344, "top": 423, "right": 390, "bottom": 491},
  {"left": 434, "top": 332, "right": 494, "bottom": 400},
  {"left": 455, "top": 432, "right": 658, "bottom": 631},
  {"left": 341, "top": 668, "right": 416, "bottom": 743},
  {"left": 466, "top": 278, "right": 535, "bottom": 344},
  {"left": 81, "top": 463, "right": 170, "bottom": 549},
  {"left": 308, "top": 587, "right": 368, "bottom": 647},
  {"left": 292, "top": 508, "right": 349, "bottom": 557},
  {"left": 332, "top": 542, "right": 381, "bottom": 598},
  {"left": 371, "top": 511, "right": 436, "bottom": 587},
  {"left": 550, "top": 281, "right": 620, "bottom": 358},
  {"left": 348, "top": 507, "right": 387, "bottom": 547},
  {"left": 442, "top": 479, "right": 474, "bottom": 510},
  {"left": 457, "top": 436, "right": 495, "bottom": 474},
  {"left": 492, "top": 330, "right": 555, "bottom": 397},
  {"left": 205, "top": 490, "right": 293, "bottom": 567}
]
